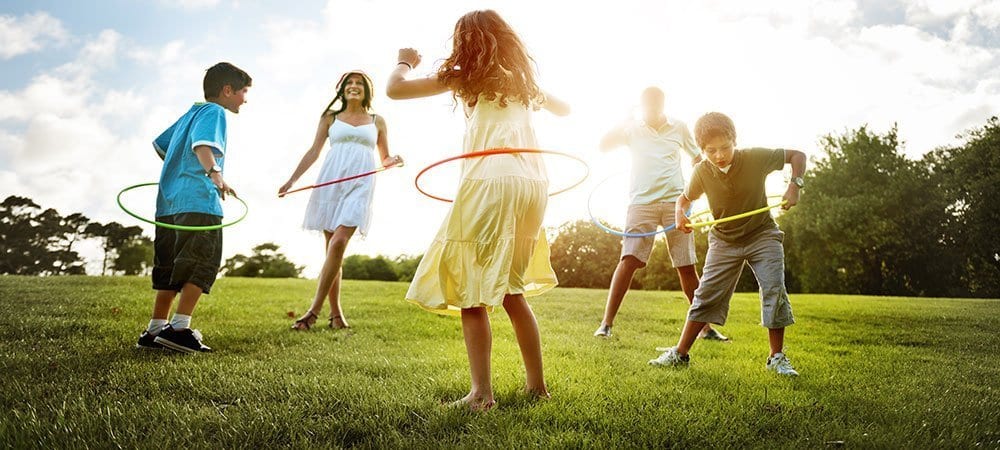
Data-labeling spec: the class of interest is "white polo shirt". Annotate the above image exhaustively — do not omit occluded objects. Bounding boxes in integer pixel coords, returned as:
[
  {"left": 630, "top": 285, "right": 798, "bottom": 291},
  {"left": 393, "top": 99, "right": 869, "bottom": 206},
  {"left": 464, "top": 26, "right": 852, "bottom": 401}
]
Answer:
[{"left": 622, "top": 116, "right": 701, "bottom": 205}]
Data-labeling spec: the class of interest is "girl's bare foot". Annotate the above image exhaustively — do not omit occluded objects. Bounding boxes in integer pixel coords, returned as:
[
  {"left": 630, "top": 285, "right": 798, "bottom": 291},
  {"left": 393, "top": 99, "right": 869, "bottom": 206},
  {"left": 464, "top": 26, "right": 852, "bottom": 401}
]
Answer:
[{"left": 445, "top": 392, "right": 496, "bottom": 412}]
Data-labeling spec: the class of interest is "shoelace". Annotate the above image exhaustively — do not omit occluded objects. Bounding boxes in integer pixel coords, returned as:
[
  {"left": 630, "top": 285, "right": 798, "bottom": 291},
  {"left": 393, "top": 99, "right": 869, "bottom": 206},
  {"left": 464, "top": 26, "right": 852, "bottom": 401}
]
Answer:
[{"left": 771, "top": 355, "right": 794, "bottom": 370}]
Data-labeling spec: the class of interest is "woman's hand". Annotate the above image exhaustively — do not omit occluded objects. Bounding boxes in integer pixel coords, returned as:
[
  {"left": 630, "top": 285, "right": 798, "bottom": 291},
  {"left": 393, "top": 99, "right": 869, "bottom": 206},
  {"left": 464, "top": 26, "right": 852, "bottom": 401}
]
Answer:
[
  {"left": 278, "top": 179, "right": 294, "bottom": 198},
  {"left": 382, "top": 155, "right": 404, "bottom": 168},
  {"left": 397, "top": 48, "right": 421, "bottom": 68}
]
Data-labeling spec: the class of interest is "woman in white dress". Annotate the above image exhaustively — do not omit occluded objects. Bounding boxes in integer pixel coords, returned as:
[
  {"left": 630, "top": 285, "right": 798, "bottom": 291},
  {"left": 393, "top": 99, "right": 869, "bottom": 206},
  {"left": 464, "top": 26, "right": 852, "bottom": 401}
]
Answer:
[{"left": 279, "top": 70, "right": 402, "bottom": 330}]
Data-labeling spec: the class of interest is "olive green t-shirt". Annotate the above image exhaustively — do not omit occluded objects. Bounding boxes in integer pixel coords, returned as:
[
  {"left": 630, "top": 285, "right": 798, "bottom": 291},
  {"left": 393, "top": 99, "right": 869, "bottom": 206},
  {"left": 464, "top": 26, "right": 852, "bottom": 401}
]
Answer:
[{"left": 684, "top": 148, "right": 786, "bottom": 243}]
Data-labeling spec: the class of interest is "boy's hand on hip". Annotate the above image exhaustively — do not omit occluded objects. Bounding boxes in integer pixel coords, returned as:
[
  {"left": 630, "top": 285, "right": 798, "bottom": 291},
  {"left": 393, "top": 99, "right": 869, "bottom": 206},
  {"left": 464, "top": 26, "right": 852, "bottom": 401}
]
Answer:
[
  {"left": 211, "top": 172, "right": 236, "bottom": 200},
  {"left": 782, "top": 185, "right": 799, "bottom": 210}
]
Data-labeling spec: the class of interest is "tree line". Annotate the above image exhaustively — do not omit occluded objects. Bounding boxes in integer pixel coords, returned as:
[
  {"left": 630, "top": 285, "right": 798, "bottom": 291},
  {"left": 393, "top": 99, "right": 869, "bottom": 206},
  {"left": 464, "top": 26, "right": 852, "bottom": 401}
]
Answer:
[
  {"left": 4, "top": 117, "right": 996, "bottom": 298},
  {"left": 1, "top": 196, "right": 152, "bottom": 276}
]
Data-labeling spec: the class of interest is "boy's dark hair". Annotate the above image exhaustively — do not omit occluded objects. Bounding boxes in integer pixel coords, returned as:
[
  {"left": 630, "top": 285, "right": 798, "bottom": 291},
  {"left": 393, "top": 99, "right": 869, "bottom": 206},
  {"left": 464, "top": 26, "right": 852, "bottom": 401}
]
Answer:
[
  {"left": 203, "top": 62, "right": 252, "bottom": 100},
  {"left": 694, "top": 112, "right": 737, "bottom": 148}
]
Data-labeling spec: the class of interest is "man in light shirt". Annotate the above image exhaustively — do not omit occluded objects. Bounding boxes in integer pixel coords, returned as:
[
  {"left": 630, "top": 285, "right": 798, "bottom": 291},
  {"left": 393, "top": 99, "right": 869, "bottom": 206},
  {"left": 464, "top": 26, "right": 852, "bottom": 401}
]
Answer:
[{"left": 594, "top": 87, "right": 726, "bottom": 341}]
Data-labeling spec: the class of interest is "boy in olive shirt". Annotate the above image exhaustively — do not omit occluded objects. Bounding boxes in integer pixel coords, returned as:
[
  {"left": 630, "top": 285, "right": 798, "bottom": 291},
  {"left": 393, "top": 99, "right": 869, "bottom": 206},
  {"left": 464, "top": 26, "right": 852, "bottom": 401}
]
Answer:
[{"left": 648, "top": 112, "right": 807, "bottom": 376}]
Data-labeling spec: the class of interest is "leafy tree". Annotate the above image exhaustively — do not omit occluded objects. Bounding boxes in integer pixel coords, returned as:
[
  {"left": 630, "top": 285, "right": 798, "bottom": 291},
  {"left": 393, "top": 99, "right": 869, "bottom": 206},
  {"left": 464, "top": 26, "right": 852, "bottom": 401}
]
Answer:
[
  {"left": 548, "top": 220, "right": 633, "bottom": 289},
  {"left": 223, "top": 242, "right": 303, "bottom": 278},
  {"left": 779, "top": 125, "right": 955, "bottom": 296},
  {"left": 86, "top": 222, "right": 145, "bottom": 276},
  {"left": 342, "top": 254, "right": 405, "bottom": 281},
  {"left": 342, "top": 254, "right": 371, "bottom": 280},
  {"left": 392, "top": 254, "right": 422, "bottom": 282},
  {"left": 112, "top": 236, "right": 154, "bottom": 276},
  {"left": 0, "top": 196, "right": 87, "bottom": 275},
  {"left": 925, "top": 116, "right": 1000, "bottom": 297},
  {"left": 363, "top": 256, "right": 398, "bottom": 281}
]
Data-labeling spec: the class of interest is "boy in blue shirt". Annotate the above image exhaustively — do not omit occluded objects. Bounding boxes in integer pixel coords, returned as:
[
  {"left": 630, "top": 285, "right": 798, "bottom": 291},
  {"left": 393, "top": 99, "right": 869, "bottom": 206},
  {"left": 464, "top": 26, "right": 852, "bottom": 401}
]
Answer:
[{"left": 136, "top": 62, "right": 251, "bottom": 353}]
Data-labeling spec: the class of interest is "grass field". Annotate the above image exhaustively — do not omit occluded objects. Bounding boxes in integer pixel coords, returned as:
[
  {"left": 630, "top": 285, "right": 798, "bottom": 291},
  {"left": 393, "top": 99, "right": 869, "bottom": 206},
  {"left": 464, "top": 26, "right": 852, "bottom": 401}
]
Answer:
[{"left": 1, "top": 276, "right": 998, "bottom": 449}]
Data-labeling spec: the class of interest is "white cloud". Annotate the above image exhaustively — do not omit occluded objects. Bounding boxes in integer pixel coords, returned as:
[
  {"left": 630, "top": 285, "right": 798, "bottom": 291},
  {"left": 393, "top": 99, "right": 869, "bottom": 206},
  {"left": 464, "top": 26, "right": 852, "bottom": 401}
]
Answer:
[
  {"left": 0, "top": 11, "right": 68, "bottom": 59},
  {"left": 974, "top": 1, "right": 1000, "bottom": 26},
  {"left": 905, "top": 0, "right": 981, "bottom": 24},
  {"left": 160, "top": 0, "right": 222, "bottom": 10}
]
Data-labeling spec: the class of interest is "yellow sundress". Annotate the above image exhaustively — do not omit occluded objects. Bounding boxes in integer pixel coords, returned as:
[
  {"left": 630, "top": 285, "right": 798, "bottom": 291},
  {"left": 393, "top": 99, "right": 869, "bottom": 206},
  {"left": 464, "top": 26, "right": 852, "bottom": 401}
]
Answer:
[{"left": 405, "top": 96, "right": 558, "bottom": 315}]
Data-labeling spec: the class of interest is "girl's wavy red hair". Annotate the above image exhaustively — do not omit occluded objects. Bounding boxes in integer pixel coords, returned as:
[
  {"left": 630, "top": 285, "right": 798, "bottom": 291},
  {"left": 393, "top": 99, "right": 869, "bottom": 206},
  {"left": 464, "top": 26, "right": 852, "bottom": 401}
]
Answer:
[{"left": 436, "top": 10, "right": 543, "bottom": 109}]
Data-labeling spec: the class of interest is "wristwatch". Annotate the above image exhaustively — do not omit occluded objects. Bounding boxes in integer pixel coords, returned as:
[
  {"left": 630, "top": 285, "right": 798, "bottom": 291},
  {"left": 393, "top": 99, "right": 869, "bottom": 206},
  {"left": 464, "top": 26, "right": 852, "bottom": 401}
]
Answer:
[
  {"left": 206, "top": 165, "right": 222, "bottom": 176},
  {"left": 790, "top": 176, "right": 805, "bottom": 188}
]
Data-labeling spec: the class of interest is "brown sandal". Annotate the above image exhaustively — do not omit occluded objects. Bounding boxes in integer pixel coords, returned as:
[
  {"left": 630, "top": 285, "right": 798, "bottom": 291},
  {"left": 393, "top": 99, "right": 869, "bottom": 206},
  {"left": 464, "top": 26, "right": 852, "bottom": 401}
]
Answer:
[
  {"left": 329, "top": 315, "right": 350, "bottom": 329},
  {"left": 292, "top": 311, "right": 318, "bottom": 331}
]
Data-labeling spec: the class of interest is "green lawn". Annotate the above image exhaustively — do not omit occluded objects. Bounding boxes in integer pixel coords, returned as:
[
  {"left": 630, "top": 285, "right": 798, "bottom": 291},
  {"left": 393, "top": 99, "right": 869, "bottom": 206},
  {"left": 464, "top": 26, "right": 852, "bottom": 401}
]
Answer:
[{"left": 1, "top": 276, "right": 998, "bottom": 449}]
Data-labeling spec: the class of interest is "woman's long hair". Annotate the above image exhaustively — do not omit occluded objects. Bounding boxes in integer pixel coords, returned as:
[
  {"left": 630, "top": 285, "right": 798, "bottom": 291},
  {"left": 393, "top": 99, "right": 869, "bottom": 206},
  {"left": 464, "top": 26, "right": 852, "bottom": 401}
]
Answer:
[
  {"left": 321, "top": 71, "right": 374, "bottom": 117},
  {"left": 436, "top": 10, "right": 543, "bottom": 109}
]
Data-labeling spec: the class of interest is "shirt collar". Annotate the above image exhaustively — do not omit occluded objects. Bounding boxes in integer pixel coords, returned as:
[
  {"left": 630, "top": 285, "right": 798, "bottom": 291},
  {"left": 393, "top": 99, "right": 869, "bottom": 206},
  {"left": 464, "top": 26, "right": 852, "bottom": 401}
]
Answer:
[
  {"left": 641, "top": 115, "right": 674, "bottom": 132},
  {"left": 710, "top": 150, "right": 742, "bottom": 176}
]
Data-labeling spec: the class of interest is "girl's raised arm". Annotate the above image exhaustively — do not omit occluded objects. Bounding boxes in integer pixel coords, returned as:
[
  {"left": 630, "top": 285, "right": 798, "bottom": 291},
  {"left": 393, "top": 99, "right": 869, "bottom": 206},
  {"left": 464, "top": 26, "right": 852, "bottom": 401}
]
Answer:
[
  {"left": 386, "top": 48, "right": 450, "bottom": 100},
  {"left": 541, "top": 91, "right": 570, "bottom": 116}
]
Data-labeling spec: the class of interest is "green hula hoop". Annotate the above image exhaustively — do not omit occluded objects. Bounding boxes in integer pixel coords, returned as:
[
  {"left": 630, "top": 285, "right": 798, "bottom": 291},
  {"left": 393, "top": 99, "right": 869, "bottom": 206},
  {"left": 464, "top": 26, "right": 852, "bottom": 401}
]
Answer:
[
  {"left": 117, "top": 182, "right": 248, "bottom": 231},
  {"left": 688, "top": 196, "right": 788, "bottom": 229}
]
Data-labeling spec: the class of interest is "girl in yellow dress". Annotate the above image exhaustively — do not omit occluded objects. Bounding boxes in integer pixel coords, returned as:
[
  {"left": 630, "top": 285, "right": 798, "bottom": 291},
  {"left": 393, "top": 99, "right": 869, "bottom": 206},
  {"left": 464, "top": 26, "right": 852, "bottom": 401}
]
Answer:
[{"left": 386, "top": 9, "right": 570, "bottom": 411}]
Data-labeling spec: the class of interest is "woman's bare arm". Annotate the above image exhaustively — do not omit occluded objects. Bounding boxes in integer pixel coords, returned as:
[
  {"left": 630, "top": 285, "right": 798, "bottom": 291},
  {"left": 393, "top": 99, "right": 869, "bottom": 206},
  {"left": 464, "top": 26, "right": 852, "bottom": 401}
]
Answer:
[{"left": 278, "top": 115, "right": 333, "bottom": 195}]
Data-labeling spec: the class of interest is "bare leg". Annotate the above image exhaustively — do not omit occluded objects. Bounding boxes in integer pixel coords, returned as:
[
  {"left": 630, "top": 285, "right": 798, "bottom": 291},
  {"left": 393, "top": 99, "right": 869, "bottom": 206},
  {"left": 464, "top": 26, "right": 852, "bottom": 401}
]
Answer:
[
  {"left": 327, "top": 267, "right": 346, "bottom": 327},
  {"left": 503, "top": 294, "right": 548, "bottom": 397},
  {"left": 675, "top": 319, "right": 707, "bottom": 355},
  {"left": 174, "top": 282, "right": 203, "bottom": 317},
  {"left": 768, "top": 327, "right": 785, "bottom": 356},
  {"left": 458, "top": 306, "right": 494, "bottom": 410},
  {"left": 600, "top": 256, "right": 644, "bottom": 327},
  {"left": 152, "top": 290, "right": 176, "bottom": 320},
  {"left": 306, "top": 226, "right": 355, "bottom": 317}
]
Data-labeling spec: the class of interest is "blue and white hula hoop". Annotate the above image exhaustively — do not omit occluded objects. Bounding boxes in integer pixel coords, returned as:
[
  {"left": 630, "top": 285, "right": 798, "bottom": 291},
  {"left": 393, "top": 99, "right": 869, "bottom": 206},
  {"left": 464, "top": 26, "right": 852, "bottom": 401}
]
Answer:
[{"left": 587, "top": 173, "right": 705, "bottom": 238}]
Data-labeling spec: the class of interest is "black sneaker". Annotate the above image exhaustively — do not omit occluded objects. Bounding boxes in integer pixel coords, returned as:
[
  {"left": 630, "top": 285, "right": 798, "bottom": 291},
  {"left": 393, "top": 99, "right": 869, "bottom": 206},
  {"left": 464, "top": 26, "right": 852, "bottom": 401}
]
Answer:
[
  {"left": 154, "top": 325, "right": 213, "bottom": 353},
  {"left": 136, "top": 330, "right": 163, "bottom": 349}
]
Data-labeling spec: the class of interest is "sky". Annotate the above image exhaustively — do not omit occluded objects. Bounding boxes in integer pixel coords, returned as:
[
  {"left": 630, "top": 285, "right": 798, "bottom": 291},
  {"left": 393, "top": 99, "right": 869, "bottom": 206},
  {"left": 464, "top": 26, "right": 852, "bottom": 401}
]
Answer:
[{"left": 1, "top": 0, "right": 998, "bottom": 277}]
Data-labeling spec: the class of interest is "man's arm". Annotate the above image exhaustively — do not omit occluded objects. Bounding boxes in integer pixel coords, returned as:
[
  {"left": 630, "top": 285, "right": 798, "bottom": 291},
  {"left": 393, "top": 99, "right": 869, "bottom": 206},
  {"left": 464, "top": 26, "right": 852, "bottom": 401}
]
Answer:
[
  {"left": 675, "top": 194, "right": 694, "bottom": 233},
  {"left": 680, "top": 122, "right": 703, "bottom": 165},
  {"left": 599, "top": 126, "right": 628, "bottom": 152}
]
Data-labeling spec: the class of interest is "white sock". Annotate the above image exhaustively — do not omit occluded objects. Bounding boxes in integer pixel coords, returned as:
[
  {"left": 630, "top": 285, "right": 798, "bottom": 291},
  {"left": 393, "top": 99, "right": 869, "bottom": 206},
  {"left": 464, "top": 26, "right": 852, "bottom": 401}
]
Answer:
[
  {"left": 147, "top": 319, "right": 168, "bottom": 335},
  {"left": 169, "top": 314, "right": 192, "bottom": 330}
]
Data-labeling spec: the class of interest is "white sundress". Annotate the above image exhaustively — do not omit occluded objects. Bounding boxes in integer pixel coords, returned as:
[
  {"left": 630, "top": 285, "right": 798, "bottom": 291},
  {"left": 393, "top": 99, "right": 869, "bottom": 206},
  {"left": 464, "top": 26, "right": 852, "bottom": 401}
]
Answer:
[{"left": 302, "top": 115, "right": 378, "bottom": 235}]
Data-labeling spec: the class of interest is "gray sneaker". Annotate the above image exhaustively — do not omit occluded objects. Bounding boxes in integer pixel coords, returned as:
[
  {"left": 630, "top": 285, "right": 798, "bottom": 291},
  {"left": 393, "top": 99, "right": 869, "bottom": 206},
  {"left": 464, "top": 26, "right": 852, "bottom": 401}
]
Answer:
[
  {"left": 648, "top": 347, "right": 690, "bottom": 367},
  {"left": 766, "top": 352, "right": 799, "bottom": 376},
  {"left": 593, "top": 324, "right": 612, "bottom": 338},
  {"left": 699, "top": 328, "right": 730, "bottom": 341}
]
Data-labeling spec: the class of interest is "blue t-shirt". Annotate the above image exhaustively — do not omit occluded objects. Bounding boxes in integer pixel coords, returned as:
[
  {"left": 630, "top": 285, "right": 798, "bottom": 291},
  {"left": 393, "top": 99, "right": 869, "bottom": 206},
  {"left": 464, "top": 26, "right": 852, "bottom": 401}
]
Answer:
[{"left": 152, "top": 102, "right": 227, "bottom": 217}]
